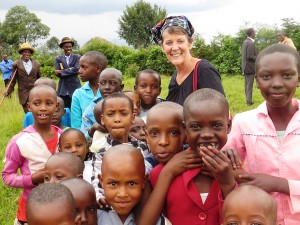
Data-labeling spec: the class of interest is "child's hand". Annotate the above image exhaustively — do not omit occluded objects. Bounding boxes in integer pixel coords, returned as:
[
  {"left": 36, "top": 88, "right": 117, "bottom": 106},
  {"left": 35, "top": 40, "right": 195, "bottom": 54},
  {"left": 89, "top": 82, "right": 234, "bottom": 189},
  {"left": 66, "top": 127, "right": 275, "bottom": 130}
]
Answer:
[
  {"left": 199, "top": 146, "right": 235, "bottom": 196},
  {"left": 239, "top": 173, "right": 289, "bottom": 194},
  {"left": 31, "top": 169, "right": 45, "bottom": 185},
  {"left": 54, "top": 70, "right": 61, "bottom": 76},
  {"left": 222, "top": 148, "right": 242, "bottom": 170},
  {"left": 89, "top": 123, "right": 107, "bottom": 137},
  {"left": 97, "top": 198, "right": 110, "bottom": 209},
  {"left": 163, "top": 148, "right": 202, "bottom": 179}
]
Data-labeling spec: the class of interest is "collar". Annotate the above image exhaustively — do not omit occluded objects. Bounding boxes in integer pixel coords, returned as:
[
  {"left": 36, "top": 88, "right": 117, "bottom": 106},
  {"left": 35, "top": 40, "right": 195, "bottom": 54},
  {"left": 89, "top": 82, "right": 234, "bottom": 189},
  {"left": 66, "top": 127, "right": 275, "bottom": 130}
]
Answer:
[
  {"left": 256, "top": 99, "right": 300, "bottom": 116},
  {"left": 247, "top": 37, "right": 255, "bottom": 42}
]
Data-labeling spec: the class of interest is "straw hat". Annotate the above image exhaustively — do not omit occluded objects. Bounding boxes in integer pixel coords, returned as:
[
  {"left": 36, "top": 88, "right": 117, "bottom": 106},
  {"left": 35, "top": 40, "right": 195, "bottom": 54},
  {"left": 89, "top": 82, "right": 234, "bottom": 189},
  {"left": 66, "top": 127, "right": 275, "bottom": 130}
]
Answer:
[
  {"left": 18, "top": 43, "right": 35, "bottom": 54},
  {"left": 59, "top": 37, "right": 74, "bottom": 48}
]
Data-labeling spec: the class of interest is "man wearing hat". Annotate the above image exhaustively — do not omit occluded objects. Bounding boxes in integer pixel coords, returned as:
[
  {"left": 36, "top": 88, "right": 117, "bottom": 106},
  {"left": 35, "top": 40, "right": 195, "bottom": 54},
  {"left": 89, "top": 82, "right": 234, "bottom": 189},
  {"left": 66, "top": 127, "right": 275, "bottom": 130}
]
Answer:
[
  {"left": 54, "top": 37, "right": 81, "bottom": 109},
  {"left": 4, "top": 43, "right": 41, "bottom": 113}
]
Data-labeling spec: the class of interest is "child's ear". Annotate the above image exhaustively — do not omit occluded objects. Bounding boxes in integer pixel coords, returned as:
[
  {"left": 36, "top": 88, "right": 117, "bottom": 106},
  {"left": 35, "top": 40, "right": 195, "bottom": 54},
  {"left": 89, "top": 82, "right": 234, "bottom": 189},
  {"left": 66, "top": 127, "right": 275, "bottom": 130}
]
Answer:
[
  {"left": 101, "top": 115, "right": 105, "bottom": 126},
  {"left": 142, "top": 174, "right": 148, "bottom": 189},
  {"left": 63, "top": 108, "right": 66, "bottom": 115},
  {"left": 96, "top": 65, "right": 102, "bottom": 73},
  {"left": 77, "top": 174, "right": 83, "bottom": 179},
  {"left": 131, "top": 112, "right": 135, "bottom": 124},
  {"left": 134, "top": 85, "right": 137, "bottom": 93},
  {"left": 120, "top": 83, "right": 124, "bottom": 91},
  {"left": 27, "top": 102, "right": 31, "bottom": 112},
  {"left": 159, "top": 86, "right": 162, "bottom": 94},
  {"left": 227, "top": 118, "right": 232, "bottom": 134}
]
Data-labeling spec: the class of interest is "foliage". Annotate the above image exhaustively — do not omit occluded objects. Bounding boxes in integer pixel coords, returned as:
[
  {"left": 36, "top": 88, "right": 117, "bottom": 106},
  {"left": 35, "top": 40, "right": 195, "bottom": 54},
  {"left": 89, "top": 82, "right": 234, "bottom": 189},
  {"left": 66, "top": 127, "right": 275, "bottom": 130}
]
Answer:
[
  {"left": 0, "top": 6, "right": 50, "bottom": 52},
  {"left": 46, "top": 36, "right": 60, "bottom": 53},
  {"left": 80, "top": 37, "right": 173, "bottom": 76},
  {"left": 118, "top": 0, "right": 167, "bottom": 49}
]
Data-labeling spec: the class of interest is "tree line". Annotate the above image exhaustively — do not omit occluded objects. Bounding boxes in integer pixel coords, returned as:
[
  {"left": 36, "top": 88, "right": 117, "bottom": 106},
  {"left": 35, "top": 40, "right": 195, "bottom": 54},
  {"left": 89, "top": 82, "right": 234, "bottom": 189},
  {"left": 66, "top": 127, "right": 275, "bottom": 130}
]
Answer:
[{"left": 1, "top": 2, "right": 300, "bottom": 76}]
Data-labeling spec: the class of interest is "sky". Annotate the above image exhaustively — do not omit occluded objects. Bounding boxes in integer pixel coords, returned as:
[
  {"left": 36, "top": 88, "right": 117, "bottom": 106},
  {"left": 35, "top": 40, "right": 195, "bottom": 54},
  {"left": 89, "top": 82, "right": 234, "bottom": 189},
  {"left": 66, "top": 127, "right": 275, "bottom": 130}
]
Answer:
[{"left": 1, "top": 0, "right": 300, "bottom": 47}]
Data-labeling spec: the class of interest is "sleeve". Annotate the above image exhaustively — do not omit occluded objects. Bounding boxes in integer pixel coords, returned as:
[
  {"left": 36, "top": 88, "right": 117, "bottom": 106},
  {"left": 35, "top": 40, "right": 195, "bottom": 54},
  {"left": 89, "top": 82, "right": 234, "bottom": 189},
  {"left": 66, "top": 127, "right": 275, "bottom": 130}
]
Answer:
[
  {"left": 287, "top": 179, "right": 300, "bottom": 213},
  {"left": 60, "top": 55, "right": 80, "bottom": 78},
  {"left": 80, "top": 106, "right": 94, "bottom": 142},
  {"left": 223, "top": 114, "right": 247, "bottom": 161},
  {"left": 246, "top": 43, "right": 257, "bottom": 62},
  {"left": 71, "top": 89, "right": 82, "bottom": 129},
  {"left": 198, "top": 61, "right": 225, "bottom": 96},
  {"left": 23, "top": 112, "right": 34, "bottom": 128},
  {"left": 91, "top": 152, "right": 105, "bottom": 201},
  {"left": 2, "top": 138, "right": 35, "bottom": 189},
  {"left": 36, "top": 61, "right": 41, "bottom": 78}
]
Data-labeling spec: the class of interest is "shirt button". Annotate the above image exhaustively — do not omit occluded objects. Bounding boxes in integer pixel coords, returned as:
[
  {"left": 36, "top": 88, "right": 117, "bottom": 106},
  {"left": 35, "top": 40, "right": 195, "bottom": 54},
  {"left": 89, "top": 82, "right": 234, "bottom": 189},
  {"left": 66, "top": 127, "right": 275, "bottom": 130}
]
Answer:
[{"left": 199, "top": 212, "right": 206, "bottom": 220}]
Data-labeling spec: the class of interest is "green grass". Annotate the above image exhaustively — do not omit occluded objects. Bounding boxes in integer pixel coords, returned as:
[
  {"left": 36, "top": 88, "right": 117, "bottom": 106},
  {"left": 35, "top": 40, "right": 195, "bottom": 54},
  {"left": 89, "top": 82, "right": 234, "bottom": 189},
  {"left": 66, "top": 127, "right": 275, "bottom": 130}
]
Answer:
[{"left": 1, "top": 74, "right": 300, "bottom": 223}]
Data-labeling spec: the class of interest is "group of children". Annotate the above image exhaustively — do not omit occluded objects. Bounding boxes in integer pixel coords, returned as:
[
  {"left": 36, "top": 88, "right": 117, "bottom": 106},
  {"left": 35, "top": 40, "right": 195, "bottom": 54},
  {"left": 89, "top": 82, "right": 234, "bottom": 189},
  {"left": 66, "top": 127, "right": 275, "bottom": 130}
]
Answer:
[{"left": 2, "top": 43, "right": 300, "bottom": 225}]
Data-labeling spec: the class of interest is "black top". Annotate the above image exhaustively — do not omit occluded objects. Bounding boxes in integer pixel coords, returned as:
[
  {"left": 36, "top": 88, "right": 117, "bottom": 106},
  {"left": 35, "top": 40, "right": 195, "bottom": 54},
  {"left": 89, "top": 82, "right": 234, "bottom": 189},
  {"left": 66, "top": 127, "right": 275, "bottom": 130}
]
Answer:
[{"left": 166, "top": 59, "right": 225, "bottom": 106}]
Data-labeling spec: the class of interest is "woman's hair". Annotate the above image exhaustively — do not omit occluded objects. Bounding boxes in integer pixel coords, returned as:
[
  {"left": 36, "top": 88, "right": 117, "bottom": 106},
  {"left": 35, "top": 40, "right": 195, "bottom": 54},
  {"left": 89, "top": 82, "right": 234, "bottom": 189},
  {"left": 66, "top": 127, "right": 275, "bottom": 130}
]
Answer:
[
  {"left": 255, "top": 44, "right": 300, "bottom": 73},
  {"left": 162, "top": 26, "right": 193, "bottom": 44}
]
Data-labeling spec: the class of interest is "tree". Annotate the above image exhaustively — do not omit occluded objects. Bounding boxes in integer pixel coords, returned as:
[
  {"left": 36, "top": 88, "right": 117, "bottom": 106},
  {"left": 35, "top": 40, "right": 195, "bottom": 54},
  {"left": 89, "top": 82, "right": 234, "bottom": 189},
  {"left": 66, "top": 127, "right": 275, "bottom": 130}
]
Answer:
[
  {"left": 0, "top": 6, "right": 50, "bottom": 49},
  {"left": 118, "top": 0, "right": 167, "bottom": 49},
  {"left": 281, "top": 18, "right": 300, "bottom": 50},
  {"left": 46, "top": 36, "right": 60, "bottom": 53}
]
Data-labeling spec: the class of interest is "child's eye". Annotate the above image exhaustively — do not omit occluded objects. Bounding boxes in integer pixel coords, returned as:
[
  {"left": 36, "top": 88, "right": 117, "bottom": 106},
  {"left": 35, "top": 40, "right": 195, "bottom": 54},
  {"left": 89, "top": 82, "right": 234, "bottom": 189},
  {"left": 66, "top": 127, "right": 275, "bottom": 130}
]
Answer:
[
  {"left": 87, "top": 206, "right": 96, "bottom": 213},
  {"left": 56, "top": 175, "right": 64, "bottom": 180},
  {"left": 283, "top": 73, "right": 292, "bottom": 79},
  {"left": 76, "top": 143, "right": 83, "bottom": 148},
  {"left": 150, "top": 130, "right": 159, "bottom": 136},
  {"left": 140, "top": 84, "right": 147, "bottom": 89},
  {"left": 109, "top": 181, "right": 118, "bottom": 187},
  {"left": 170, "top": 130, "right": 180, "bottom": 136},
  {"left": 189, "top": 124, "right": 200, "bottom": 130},
  {"left": 151, "top": 85, "right": 158, "bottom": 89},
  {"left": 109, "top": 81, "right": 117, "bottom": 86},
  {"left": 63, "top": 145, "right": 71, "bottom": 150},
  {"left": 261, "top": 74, "right": 271, "bottom": 80},
  {"left": 213, "top": 123, "right": 223, "bottom": 128},
  {"left": 128, "top": 181, "right": 136, "bottom": 186},
  {"left": 226, "top": 223, "right": 237, "bottom": 225},
  {"left": 44, "top": 175, "right": 50, "bottom": 181},
  {"left": 99, "top": 81, "right": 106, "bottom": 85},
  {"left": 33, "top": 102, "right": 40, "bottom": 106}
]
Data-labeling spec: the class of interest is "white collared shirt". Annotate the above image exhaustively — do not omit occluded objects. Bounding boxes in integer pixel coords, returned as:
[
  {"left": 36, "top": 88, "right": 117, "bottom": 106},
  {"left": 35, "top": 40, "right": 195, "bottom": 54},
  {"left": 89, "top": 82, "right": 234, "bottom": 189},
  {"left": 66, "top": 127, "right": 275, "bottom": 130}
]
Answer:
[
  {"left": 23, "top": 60, "right": 32, "bottom": 75},
  {"left": 247, "top": 37, "right": 255, "bottom": 42}
]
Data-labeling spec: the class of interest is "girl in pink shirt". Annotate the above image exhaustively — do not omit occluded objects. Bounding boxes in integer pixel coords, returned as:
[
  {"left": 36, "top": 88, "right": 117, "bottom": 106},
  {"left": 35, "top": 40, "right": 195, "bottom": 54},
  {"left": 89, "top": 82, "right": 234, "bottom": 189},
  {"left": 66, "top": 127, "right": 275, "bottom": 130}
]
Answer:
[{"left": 225, "top": 44, "right": 300, "bottom": 225}]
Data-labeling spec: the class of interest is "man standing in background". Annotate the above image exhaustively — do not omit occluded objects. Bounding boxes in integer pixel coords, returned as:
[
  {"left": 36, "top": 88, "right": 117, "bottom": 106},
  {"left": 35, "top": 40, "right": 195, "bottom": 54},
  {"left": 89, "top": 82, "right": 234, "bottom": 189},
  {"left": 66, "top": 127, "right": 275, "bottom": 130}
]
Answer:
[
  {"left": 0, "top": 54, "right": 13, "bottom": 88},
  {"left": 54, "top": 37, "right": 81, "bottom": 109},
  {"left": 242, "top": 28, "right": 257, "bottom": 106},
  {"left": 277, "top": 31, "right": 297, "bottom": 50}
]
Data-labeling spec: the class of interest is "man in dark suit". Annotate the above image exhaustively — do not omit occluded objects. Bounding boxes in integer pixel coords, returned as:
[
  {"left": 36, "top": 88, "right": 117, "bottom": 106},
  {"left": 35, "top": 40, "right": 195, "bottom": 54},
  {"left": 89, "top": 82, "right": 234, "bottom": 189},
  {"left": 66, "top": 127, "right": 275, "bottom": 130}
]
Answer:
[
  {"left": 242, "top": 28, "right": 257, "bottom": 106},
  {"left": 54, "top": 37, "right": 81, "bottom": 109},
  {"left": 4, "top": 43, "right": 41, "bottom": 113}
]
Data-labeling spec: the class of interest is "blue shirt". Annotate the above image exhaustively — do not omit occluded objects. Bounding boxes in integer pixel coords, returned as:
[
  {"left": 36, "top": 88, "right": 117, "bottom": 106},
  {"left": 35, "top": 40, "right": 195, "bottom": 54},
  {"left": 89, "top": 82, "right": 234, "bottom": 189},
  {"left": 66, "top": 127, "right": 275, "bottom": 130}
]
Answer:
[
  {"left": 0, "top": 59, "right": 13, "bottom": 80},
  {"left": 80, "top": 96, "right": 102, "bottom": 142},
  {"left": 71, "top": 82, "right": 101, "bottom": 129}
]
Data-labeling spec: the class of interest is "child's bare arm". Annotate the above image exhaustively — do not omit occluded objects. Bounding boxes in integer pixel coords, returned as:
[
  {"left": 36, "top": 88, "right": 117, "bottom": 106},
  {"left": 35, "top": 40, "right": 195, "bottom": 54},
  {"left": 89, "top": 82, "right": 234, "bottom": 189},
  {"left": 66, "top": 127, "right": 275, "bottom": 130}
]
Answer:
[
  {"left": 136, "top": 149, "right": 202, "bottom": 225},
  {"left": 239, "top": 173, "right": 290, "bottom": 194},
  {"left": 200, "top": 146, "right": 236, "bottom": 198}
]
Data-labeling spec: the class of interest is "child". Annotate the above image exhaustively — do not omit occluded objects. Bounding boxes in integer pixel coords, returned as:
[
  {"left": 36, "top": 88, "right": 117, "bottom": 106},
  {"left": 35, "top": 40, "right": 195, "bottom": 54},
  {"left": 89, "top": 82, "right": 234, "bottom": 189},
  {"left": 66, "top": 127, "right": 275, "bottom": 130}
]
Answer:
[
  {"left": 98, "top": 145, "right": 147, "bottom": 224},
  {"left": 23, "top": 77, "right": 71, "bottom": 128},
  {"left": 59, "top": 128, "right": 93, "bottom": 182},
  {"left": 91, "top": 92, "right": 149, "bottom": 204},
  {"left": 44, "top": 152, "right": 84, "bottom": 183},
  {"left": 129, "top": 116, "right": 146, "bottom": 142},
  {"left": 139, "top": 88, "right": 236, "bottom": 225},
  {"left": 61, "top": 178, "right": 98, "bottom": 225},
  {"left": 81, "top": 68, "right": 124, "bottom": 142},
  {"left": 71, "top": 51, "right": 107, "bottom": 129},
  {"left": 134, "top": 69, "right": 163, "bottom": 121},
  {"left": 26, "top": 183, "right": 76, "bottom": 225},
  {"left": 224, "top": 44, "right": 300, "bottom": 224},
  {"left": 222, "top": 185, "right": 277, "bottom": 225},
  {"left": 90, "top": 99, "right": 108, "bottom": 153},
  {"left": 2, "top": 85, "right": 61, "bottom": 224},
  {"left": 124, "top": 90, "right": 141, "bottom": 116},
  {"left": 51, "top": 97, "right": 68, "bottom": 131}
]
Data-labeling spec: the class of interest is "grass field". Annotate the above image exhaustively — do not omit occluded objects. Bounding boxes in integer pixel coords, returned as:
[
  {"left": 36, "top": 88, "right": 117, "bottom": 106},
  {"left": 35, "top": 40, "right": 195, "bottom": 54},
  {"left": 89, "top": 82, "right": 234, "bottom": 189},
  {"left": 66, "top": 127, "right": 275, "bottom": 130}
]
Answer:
[{"left": 0, "top": 74, "right": 300, "bottom": 223}]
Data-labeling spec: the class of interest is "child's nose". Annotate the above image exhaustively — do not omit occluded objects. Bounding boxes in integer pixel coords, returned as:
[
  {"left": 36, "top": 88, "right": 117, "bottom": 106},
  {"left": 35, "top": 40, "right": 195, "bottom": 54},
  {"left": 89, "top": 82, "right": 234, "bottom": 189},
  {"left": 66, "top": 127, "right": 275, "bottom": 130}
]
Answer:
[
  {"left": 200, "top": 127, "right": 214, "bottom": 139},
  {"left": 80, "top": 211, "right": 88, "bottom": 224},
  {"left": 117, "top": 186, "right": 128, "bottom": 197},
  {"left": 159, "top": 134, "right": 169, "bottom": 146}
]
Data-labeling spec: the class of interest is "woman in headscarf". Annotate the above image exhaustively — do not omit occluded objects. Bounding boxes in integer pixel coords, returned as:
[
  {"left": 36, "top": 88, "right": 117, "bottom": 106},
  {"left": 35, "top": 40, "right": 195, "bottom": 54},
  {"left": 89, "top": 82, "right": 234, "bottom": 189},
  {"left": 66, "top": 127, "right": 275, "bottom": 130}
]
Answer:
[{"left": 151, "top": 16, "right": 225, "bottom": 105}]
